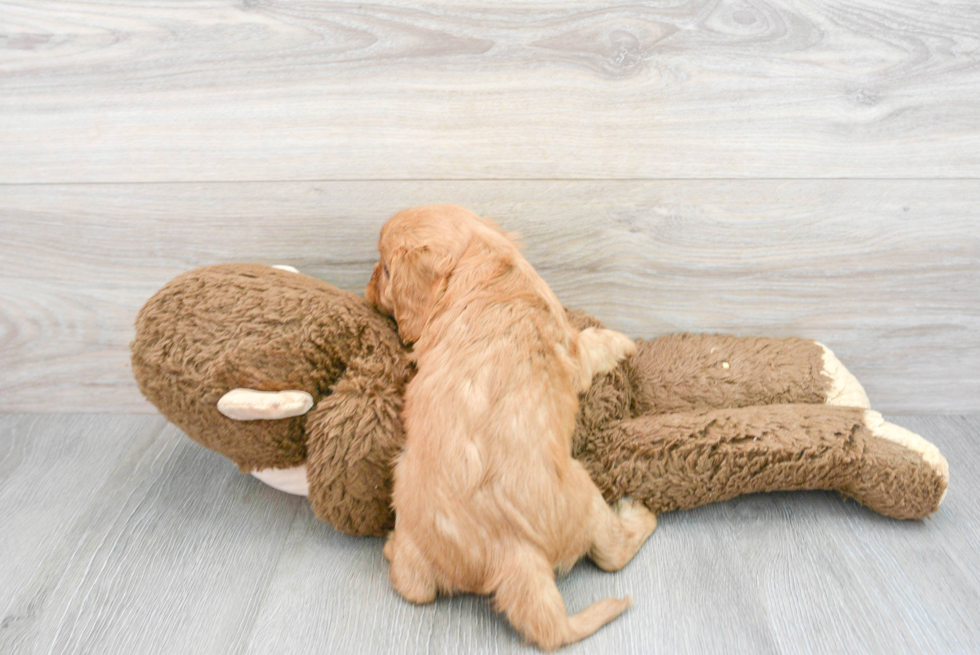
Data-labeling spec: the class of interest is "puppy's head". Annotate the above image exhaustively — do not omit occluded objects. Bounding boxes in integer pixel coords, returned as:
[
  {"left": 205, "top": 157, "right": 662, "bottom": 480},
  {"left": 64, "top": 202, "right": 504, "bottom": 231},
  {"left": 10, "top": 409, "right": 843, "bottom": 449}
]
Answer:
[{"left": 367, "top": 205, "right": 481, "bottom": 344}]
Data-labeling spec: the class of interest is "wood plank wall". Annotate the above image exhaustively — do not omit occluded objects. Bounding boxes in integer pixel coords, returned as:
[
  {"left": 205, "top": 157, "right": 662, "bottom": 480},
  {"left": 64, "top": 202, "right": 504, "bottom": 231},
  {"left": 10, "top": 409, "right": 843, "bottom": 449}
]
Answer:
[{"left": 1, "top": 1, "right": 978, "bottom": 413}]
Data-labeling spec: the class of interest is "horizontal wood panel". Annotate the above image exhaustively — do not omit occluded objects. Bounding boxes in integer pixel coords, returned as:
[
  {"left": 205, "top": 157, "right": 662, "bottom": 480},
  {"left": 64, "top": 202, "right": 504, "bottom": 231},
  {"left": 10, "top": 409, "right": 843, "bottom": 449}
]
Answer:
[
  {"left": 1, "top": 1, "right": 979, "bottom": 182},
  {"left": 1, "top": 180, "right": 977, "bottom": 413}
]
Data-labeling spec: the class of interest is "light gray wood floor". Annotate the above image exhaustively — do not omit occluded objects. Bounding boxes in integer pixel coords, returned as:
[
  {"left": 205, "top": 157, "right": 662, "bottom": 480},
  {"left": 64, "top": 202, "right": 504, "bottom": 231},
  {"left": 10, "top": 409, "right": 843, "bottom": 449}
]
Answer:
[{"left": 1, "top": 413, "right": 978, "bottom": 655}]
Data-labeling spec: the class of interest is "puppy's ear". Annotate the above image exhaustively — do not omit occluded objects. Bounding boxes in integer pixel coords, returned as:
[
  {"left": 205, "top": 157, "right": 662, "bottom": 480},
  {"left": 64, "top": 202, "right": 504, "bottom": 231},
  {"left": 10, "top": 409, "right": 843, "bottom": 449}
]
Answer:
[
  {"left": 388, "top": 245, "right": 456, "bottom": 344},
  {"left": 365, "top": 262, "right": 382, "bottom": 306}
]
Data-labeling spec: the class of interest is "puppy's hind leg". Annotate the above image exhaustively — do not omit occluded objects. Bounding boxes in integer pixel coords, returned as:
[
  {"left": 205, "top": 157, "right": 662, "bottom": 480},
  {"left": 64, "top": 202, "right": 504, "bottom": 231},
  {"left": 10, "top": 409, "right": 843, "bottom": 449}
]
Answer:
[
  {"left": 587, "top": 493, "right": 658, "bottom": 572},
  {"left": 494, "top": 549, "right": 631, "bottom": 651},
  {"left": 575, "top": 327, "right": 638, "bottom": 392},
  {"left": 384, "top": 530, "right": 438, "bottom": 605}
]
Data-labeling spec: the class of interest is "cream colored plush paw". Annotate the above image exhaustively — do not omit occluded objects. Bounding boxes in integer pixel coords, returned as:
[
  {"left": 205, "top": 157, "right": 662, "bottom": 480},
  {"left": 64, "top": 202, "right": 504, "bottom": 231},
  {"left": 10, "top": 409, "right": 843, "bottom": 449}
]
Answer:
[
  {"left": 272, "top": 265, "right": 300, "bottom": 273},
  {"left": 251, "top": 465, "right": 310, "bottom": 496},
  {"left": 864, "top": 410, "right": 949, "bottom": 504},
  {"left": 817, "top": 343, "right": 871, "bottom": 408},
  {"left": 217, "top": 388, "right": 314, "bottom": 420}
]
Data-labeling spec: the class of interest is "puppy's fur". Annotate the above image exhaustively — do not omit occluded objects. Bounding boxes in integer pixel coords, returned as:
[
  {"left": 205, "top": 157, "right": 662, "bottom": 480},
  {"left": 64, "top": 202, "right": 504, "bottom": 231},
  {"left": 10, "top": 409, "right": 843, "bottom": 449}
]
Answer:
[{"left": 366, "top": 205, "right": 657, "bottom": 651}]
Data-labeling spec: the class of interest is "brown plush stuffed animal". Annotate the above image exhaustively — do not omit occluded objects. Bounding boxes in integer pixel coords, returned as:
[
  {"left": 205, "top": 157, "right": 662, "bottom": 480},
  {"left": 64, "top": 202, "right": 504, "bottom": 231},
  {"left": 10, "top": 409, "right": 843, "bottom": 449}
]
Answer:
[{"left": 131, "top": 263, "right": 948, "bottom": 537}]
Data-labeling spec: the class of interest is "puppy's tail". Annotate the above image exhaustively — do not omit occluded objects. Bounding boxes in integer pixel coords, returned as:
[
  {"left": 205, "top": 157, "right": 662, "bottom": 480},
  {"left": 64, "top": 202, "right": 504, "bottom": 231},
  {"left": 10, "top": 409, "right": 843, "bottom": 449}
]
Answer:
[
  {"left": 494, "top": 550, "right": 631, "bottom": 651},
  {"left": 574, "top": 327, "right": 637, "bottom": 393}
]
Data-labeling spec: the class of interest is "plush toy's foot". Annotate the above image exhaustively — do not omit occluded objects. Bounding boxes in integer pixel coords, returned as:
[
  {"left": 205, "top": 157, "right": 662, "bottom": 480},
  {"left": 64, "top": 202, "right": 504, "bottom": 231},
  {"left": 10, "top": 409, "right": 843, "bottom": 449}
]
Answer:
[
  {"left": 863, "top": 411, "right": 948, "bottom": 484},
  {"left": 217, "top": 389, "right": 314, "bottom": 420},
  {"left": 817, "top": 343, "right": 871, "bottom": 408},
  {"left": 272, "top": 264, "right": 300, "bottom": 273},
  {"left": 856, "top": 410, "right": 949, "bottom": 506},
  {"left": 250, "top": 465, "right": 310, "bottom": 496}
]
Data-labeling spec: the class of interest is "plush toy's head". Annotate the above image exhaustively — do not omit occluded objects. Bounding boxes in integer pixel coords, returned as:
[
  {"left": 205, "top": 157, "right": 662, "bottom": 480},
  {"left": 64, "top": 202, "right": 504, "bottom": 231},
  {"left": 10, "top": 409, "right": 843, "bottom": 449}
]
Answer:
[{"left": 132, "top": 263, "right": 411, "bottom": 475}]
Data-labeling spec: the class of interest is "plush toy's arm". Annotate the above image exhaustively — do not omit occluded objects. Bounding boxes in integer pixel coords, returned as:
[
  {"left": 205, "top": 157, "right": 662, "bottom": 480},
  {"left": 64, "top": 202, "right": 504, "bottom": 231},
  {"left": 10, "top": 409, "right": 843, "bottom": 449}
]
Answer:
[
  {"left": 628, "top": 334, "right": 870, "bottom": 416},
  {"left": 303, "top": 357, "right": 406, "bottom": 537},
  {"left": 576, "top": 404, "right": 948, "bottom": 520}
]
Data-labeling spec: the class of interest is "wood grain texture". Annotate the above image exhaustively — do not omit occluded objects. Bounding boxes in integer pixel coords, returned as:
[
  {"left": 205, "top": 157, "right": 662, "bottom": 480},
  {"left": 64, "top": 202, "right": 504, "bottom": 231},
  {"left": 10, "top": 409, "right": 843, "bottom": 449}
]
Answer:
[
  {"left": 0, "top": 414, "right": 304, "bottom": 655},
  {"left": 1, "top": 413, "right": 977, "bottom": 654},
  {"left": 0, "top": 414, "right": 157, "bottom": 608},
  {"left": 242, "top": 502, "right": 783, "bottom": 655},
  {"left": 2, "top": 180, "right": 977, "bottom": 413},
  {"left": 904, "top": 415, "right": 980, "bottom": 562},
  {"left": 724, "top": 414, "right": 980, "bottom": 653},
  {"left": 1, "top": 1, "right": 979, "bottom": 182}
]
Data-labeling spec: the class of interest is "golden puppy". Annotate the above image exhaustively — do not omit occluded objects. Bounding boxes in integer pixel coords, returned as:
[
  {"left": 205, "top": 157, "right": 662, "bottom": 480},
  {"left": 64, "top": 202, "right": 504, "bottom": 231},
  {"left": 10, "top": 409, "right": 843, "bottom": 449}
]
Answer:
[{"left": 366, "top": 205, "right": 657, "bottom": 651}]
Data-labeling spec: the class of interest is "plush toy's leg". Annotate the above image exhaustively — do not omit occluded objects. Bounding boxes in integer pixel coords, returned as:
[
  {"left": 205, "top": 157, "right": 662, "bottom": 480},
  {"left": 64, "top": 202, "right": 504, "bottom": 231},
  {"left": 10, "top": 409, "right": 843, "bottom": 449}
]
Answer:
[
  {"left": 629, "top": 334, "right": 871, "bottom": 414},
  {"left": 580, "top": 404, "right": 948, "bottom": 520},
  {"left": 217, "top": 388, "right": 314, "bottom": 420}
]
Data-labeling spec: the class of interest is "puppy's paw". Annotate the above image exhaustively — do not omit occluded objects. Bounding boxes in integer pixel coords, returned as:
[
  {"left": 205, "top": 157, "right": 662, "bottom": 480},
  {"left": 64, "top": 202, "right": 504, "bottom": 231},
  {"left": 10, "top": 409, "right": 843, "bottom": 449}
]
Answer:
[
  {"left": 605, "top": 329, "right": 638, "bottom": 366},
  {"left": 383, "top": 533, "right": 396, "bottom": 563},
  {"left": 386, "top": 532, "right": 438, "bottom": 605},
  {"left": 614, "top": 498, "right": 658, "bottom": 539},
  {"left": 590, "top": 497, "right": 657, "bottom": 572},
  {"left": 577, "top": 328, "right": 637, "bottom": 388}
]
